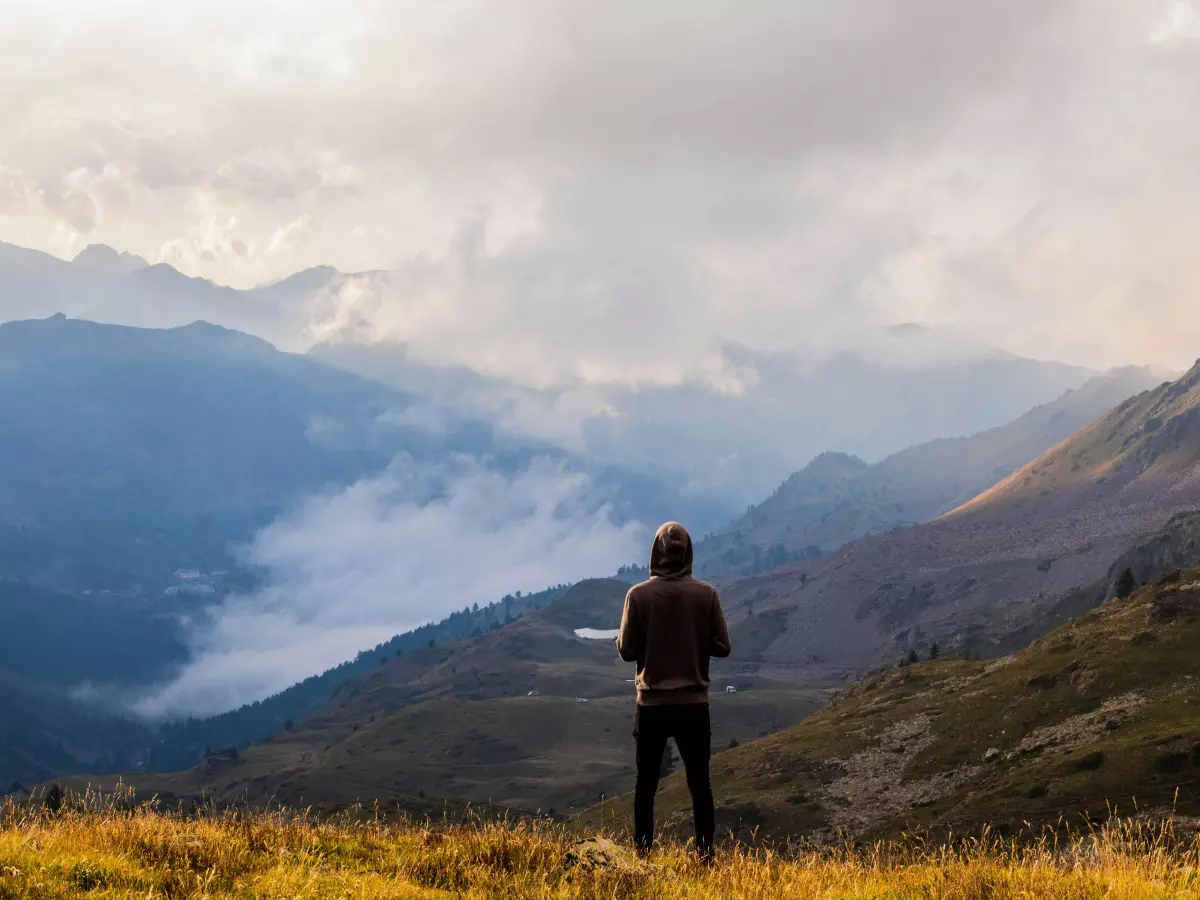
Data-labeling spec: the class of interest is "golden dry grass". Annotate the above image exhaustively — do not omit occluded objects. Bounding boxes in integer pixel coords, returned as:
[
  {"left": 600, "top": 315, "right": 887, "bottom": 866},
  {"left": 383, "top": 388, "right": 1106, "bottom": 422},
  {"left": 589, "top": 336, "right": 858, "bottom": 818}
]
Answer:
[{"left": 2, "top": 789, "right": 1200, "bottom": 899}]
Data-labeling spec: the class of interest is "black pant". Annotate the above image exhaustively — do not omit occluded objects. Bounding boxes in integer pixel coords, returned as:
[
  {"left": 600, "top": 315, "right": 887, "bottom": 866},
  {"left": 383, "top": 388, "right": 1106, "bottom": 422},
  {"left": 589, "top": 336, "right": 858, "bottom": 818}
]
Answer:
[{"left": 633, "top": 703, "right": 714, "bottom": 855}]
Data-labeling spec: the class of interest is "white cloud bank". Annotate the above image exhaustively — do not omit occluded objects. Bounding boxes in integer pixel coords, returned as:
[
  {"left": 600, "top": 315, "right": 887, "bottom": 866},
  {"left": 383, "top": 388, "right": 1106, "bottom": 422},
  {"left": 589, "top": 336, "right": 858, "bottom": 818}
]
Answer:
[
  {"left": 5, "top": 1, "right": 1200, "bottom": 380},
  {"left": 133, "top": 455, "right": 644, "bottom": 718}
]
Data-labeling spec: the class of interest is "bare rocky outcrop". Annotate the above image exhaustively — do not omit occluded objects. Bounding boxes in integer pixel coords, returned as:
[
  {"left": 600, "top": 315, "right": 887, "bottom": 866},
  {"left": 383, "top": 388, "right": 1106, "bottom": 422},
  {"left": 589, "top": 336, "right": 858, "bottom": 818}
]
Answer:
[
  {"left": 815, "top": 714, "right": 980, "bottom": 840},
  {"left": 1149, "top": 583, "right": 1200, "bottom": 624}
]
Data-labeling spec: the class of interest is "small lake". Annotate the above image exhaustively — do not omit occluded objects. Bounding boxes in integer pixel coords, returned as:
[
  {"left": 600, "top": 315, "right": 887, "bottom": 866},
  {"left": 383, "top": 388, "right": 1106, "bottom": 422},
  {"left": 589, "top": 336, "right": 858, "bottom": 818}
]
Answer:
[{"left": 574, "top": 628, "right": 620, "bottom": 640}]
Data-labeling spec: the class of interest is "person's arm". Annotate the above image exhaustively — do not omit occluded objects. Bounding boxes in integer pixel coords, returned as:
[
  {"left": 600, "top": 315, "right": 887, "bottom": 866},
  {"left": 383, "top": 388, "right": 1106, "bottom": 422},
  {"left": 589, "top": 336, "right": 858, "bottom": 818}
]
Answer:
[
  {"left": 616, "top": 589, "right": 642, "bottom": 662},
  {"left": 709, "top": 588, "right": 732, "bottom": 658}
]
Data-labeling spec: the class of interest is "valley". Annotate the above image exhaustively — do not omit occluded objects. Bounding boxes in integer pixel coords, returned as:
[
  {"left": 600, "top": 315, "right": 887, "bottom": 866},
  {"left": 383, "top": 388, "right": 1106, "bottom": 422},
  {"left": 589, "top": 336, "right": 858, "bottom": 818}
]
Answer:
[
  {"left": 72, "top": 580, "right": 828, "bottom": 815},
  {"left": 2, "top": 310, "right": 1199, "bottom": 855}
]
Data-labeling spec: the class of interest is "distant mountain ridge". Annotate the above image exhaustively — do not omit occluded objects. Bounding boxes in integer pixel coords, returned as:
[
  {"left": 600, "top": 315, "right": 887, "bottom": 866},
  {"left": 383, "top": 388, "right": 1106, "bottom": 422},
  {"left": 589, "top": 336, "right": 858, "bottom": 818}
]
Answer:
[
  {"left": 696, "top": 366, "right": 1164, "bottom": 575},
  {"left": 0, "top": 314, "right": 409, "bottom": 590},
  {"left": 949, "top": 360, "right": 1200, "bottom": 519},
  {"left": 0, "top": 241, "right": 336, "bottom": 345},
  {"left": 2, "top": 239, "right": 1107, "bottom": 513},
  {"left": 72, "top": 244, "right": 150, "bottom": 276},
  {"left": 708, "top": 359, "right": 1200, "bottom": 681},
  {"left": 315, "top": 333, "right": 1102, "bottom": 511}
]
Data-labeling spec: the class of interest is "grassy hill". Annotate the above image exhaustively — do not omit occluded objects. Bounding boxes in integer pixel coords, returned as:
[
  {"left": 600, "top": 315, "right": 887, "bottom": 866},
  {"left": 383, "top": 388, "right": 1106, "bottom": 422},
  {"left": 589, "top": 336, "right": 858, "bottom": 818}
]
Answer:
[
  {"left": 89, "top": 580, "right": 826, "bottom": 815},
  {"left": 696, "top": 366, "right": 1161, "bottom": 577},
  {"left": 147, "top": 583, "right": 569, "bottom": 771},
  {"left": 582, "top": 570, "right": 1200, "bottom": 843},
  {"left": 4, "top": 802, "right": 1198, "bottom": 899}
]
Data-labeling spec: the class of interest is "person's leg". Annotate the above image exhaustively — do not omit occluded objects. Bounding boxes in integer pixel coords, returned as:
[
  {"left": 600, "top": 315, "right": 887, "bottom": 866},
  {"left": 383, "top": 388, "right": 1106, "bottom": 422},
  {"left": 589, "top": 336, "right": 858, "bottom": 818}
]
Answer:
[
  {"left": 674, "top": 704, "right": 714, "bottom": 859},
  {"left": 633, "top": 705, "right": 667, "bottom": 852}
]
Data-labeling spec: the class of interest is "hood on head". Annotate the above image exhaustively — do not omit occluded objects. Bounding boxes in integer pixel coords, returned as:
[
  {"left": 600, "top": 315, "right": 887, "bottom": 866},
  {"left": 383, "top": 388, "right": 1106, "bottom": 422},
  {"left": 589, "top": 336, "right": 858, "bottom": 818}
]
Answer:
[{"left": 650, "top": 521, "right": 693, "bottom": 578}]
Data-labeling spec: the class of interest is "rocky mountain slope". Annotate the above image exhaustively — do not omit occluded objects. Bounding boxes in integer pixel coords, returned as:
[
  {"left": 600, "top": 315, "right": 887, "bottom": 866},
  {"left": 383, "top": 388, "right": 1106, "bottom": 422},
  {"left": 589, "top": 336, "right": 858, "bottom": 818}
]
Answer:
[
  {"left": 949, "top": 361, "right": 1200, "bottom": 519},
  {"left": 583, "top": 571, "right": 1200, "bottom": 843},
  {"left": 696, "top": 366, "right": 1163, "bottom": 576},
  {"left": 710, "top": 361, "right": 1200, "bottom": 680}
]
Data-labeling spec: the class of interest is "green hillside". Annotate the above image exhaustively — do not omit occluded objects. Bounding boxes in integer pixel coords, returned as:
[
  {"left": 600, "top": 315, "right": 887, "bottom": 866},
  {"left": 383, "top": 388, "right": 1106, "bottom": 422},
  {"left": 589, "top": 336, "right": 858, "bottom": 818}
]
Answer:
[
  {"left": 581, "top": 570, "right": 1200, "bottom": 843},
  {"left": 86, "top": 580, "right": 826, "bottom": 815}
]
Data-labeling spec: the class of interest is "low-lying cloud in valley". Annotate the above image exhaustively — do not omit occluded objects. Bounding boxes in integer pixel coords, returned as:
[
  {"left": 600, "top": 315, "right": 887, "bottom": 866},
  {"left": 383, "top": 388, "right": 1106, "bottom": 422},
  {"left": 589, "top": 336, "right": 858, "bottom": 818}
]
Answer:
[{"left": 133, "top": 455, "right": 644, "bottom": 719}]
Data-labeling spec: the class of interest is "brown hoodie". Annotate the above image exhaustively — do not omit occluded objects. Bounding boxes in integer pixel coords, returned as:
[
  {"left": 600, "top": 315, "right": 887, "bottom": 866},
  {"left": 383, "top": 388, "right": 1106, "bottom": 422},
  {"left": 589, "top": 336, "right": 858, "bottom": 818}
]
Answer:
[{"left": 616, "top": 522, "right": 732, "bottom": 706}]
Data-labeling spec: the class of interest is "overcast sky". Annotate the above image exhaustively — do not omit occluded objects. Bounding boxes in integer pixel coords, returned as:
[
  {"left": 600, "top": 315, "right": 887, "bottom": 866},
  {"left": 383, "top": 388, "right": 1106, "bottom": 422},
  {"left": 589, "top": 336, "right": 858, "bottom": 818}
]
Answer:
[{"left": 4, "top": 0, "right": 1200, "bottom": 378}]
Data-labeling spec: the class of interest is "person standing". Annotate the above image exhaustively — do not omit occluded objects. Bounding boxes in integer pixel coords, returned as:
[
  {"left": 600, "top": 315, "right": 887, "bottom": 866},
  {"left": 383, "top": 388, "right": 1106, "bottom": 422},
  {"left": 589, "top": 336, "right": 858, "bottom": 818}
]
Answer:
[{"left": 616, "top": 521, "right": 732, "bottom": 859}]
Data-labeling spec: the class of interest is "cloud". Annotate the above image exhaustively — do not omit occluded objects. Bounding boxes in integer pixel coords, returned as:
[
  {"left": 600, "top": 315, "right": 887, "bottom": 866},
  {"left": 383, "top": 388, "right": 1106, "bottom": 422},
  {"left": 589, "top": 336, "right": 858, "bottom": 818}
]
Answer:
[
  {"left": 4, "top": 1, "right": 1200, "bottom": 377},
  {"left": 131, "top": 455, "right": 644, "bottom": 718}
]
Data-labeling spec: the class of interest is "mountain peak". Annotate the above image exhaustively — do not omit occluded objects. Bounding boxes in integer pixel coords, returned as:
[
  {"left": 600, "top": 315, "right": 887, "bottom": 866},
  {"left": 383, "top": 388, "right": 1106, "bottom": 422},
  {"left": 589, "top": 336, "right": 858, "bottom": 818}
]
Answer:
[{"left": 71, "top": 244, "right": 149, "bottom": 276}]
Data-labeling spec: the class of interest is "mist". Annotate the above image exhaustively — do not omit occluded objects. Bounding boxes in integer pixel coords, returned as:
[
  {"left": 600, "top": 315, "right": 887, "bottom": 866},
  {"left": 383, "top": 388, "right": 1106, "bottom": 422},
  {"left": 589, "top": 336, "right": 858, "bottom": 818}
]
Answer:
[{"left": 132, "top": 455, "right": 645, "bottom": 719}]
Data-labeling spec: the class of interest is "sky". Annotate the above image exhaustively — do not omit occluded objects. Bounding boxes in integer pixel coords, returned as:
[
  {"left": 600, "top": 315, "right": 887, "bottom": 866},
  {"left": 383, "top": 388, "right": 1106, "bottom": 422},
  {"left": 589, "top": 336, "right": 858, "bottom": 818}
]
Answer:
[{"left": 3, "top": 0, "right": 1200, "bottom": 381}]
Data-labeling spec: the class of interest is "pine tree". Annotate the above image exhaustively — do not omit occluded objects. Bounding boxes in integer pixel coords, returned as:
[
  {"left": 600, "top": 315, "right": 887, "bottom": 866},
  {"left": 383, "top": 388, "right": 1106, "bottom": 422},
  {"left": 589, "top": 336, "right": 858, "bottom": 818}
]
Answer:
[
  {"left": 929, "top": 642, "right": 939, "bottom": 661},
  {"left": 1115, "top": 567, "right": 1136, "bottom": 599}
]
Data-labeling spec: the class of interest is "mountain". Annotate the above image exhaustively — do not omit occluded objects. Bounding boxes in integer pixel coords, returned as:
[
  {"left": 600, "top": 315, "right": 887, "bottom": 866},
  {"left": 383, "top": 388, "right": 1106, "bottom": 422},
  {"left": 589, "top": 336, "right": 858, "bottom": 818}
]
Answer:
[
  {"left": 93, "top": 580, "right": 827, "bottom": 815},
  {"left": 582, "top": 569, "right": 1200, "bottom": 843},
  {"left": 0, "top": 315, "right": 715, "bottom": 592},
  {"left": 0, "top": 315, "right": 416, "bottom": 590},
  {"left": 706, "top": 360, "right": 1200, "bottom": 683},
  {"left": 0, "top": 241, "right": 285, "bottom": 340},
  {"left": 948, "top": 361, "right": 1200, "bottom": 519},
  {"left": 0, "top": 669, "right": 150, "bottom": 789},
  {"left": 314, "top": 332, "right": 1101, "bottom": 511},
  {"left": 0, "top": 580, "right": 186, "bottom": 688},
  {"left": 71, "top": 244, "right": 149, "bottom": 276},
  {"left": 696, "top": 366, "right": 1164, "bottom": 576},
  {"left": 1, "top": 240, "right": 1105, "bottom": 514}
]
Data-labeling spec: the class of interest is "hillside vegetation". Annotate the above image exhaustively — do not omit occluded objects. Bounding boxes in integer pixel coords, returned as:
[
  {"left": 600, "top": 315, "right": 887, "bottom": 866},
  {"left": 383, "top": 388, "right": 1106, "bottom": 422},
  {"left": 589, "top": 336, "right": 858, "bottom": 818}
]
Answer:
[
  {"left": 3, "top": 794, "right": 1200, "bottom": 899},
  {"left": 589, "top": 571, "right": 1200, "bottom": 844},
  {"left": 148, "top": 584, "right": 569, "bottom": 772},
  {"left": 86, "top": 581, "right": 825, "bottom": 816},
  {"left": 0, "top": 673, "right": 149, "bottom": 791},
  {"left": 0, "top": 583, "right": 570, "bottom": 788}
]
